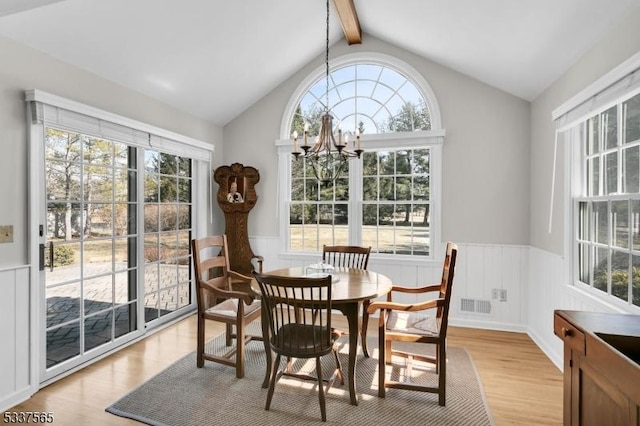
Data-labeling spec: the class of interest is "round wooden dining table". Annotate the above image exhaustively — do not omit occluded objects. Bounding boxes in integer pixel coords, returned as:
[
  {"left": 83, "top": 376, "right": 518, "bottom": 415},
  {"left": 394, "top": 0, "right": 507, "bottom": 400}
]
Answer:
[{"left": 253, "top": 266, "right": 393, "bottom": 406}]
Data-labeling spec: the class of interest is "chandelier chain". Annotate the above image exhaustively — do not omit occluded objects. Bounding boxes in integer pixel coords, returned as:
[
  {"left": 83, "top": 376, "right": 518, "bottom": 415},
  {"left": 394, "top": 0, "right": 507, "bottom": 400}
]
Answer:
[
  {"left": 325, "top": 0, "right": 329, "bottom": 111},
  {"left": 290, "top": 0, "right": 362, "bottom": 185}
]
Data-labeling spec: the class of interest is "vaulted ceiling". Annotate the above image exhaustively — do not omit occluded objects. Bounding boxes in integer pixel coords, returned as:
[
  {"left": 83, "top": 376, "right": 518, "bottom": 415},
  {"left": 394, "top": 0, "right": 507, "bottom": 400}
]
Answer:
[{"left": 1, "top": 0, "right": 639, "bottom": 126}]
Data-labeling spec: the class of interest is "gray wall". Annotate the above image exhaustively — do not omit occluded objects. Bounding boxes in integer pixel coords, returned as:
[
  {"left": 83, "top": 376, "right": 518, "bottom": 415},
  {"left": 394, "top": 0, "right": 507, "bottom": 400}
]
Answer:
[
  {"left": 0, "top": 35, "right": 223, "bottom": 268},
  {"left": 223, "top": 34, "right": 531, "bottom": 246},
  {"left": 11, "top": 7, "right": 637, "bottom": 265},
  {"left": 530, "top": 7, "right": 640, "bottom": 256}
]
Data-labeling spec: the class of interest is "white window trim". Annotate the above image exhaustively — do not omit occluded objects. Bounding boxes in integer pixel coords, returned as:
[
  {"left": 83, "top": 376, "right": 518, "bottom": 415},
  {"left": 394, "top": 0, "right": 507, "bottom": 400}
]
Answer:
[
  {"left": 280, "top": 52, "right": 443, "bottom": 139},
  {"left": 556, "top": 51, "right": 640, "bottom": 313},
  {"left": 27, "top": 90, "right": 214, "bottom": 386},
  {"left": 26, "top": 89, "right": 214, "bottom": 156},
  {"left": 567, "top": 122, "right": 640, "bottom": 314},
  {"left": 553, "top": 50, "right": 640, "bottom": 130},
  {"left": 276, "top": 130, "right": 444, "bottom": 264},
  {"left": 277, "top": 53, "right": 445, "bottom": 265}
]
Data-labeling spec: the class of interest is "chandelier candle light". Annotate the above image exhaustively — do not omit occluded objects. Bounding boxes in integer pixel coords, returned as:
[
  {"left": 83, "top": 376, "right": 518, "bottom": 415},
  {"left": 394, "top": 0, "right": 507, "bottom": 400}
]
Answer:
[{"left": 291, "top": 0, "right": 363, "bottom": 185}]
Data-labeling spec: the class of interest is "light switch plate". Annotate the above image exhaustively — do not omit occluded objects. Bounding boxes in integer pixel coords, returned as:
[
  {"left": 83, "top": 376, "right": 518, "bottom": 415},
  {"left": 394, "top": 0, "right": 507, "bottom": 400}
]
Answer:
[{"left": 0, "top": 225, "right": 14, "bottom": 243}]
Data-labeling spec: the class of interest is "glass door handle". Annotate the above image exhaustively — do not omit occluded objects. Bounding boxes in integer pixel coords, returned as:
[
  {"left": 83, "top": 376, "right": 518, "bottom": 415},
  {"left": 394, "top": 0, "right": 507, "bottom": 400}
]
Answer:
[
  {"left": 49, "top": 241, "right": 54, "bottom": 272},
  {"left": 39, "top": 243, "right": 45, "bottom": 271},
  {"left": 38, "top": 242, "right": 54, "bottom": 271}
]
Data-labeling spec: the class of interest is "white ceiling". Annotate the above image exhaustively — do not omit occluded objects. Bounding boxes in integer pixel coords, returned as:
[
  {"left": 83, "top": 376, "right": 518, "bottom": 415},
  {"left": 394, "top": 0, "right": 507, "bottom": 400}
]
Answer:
[{"left": 0, "top": 0, "right": 639, "bottom": 126}]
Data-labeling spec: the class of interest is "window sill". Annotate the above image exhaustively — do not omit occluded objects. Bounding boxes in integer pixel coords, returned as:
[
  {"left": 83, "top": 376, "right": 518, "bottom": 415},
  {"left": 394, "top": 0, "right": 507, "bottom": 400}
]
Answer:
[{"left": 567, "top": 282, "right": 640, "bottom": 315}]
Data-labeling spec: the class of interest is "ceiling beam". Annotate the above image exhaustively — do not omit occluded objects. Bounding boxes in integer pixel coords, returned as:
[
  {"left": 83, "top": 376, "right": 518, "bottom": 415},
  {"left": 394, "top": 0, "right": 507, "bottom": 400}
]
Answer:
[{"left": 333, "top": 0, "right": 362, "bottom": 45}]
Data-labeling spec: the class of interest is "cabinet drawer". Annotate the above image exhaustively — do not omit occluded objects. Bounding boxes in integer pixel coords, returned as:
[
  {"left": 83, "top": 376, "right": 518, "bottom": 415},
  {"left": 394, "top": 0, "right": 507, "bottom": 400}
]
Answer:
[{"left": 554, "top": 314, "right": 585, "bottom": 355}]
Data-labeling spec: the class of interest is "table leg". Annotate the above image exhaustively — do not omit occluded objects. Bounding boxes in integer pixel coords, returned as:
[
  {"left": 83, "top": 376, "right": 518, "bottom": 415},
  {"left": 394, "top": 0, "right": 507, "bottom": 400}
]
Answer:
[
  {"left": 361, "top": 300, "right": 370, "bottom": 358},
  {"left": 336, "top": 302, "right": 360, "bottom": 406}
]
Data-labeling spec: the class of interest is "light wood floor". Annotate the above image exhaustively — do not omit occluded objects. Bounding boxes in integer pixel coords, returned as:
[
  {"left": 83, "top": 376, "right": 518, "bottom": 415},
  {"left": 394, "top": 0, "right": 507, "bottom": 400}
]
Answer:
[{"left": 6, "top": 314, "right": 563, "bottom": 425}]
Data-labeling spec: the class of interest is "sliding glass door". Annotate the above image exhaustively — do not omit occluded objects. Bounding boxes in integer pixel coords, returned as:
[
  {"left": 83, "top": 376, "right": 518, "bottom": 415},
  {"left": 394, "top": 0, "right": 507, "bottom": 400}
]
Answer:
[
  {"left": 42, "top": 128, "right": 194, "bottom": 380},
  {"left": 142, "top": 151, "right": 192, "bottom": 323}
]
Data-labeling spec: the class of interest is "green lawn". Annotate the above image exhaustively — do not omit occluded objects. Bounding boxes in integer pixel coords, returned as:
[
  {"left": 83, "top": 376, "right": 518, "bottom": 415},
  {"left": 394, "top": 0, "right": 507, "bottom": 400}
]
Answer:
[{"left": 289, "top": 224, "right": 429, "bottom": 254}]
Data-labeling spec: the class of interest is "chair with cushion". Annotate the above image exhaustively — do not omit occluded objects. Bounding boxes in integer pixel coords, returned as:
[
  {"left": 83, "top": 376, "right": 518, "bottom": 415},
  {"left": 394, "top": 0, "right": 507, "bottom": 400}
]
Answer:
[
  {"left": 366, "top": 241, "right": 458, "bottom": 405},
  {"left": 322, "top": 245, "right": 373, "bottom": 356},
  {"left": 191, "top": 235, "right": 262, "bottom": 378},
  {"left": 253, "top": 271, "right": 344, "bottom": 422}
]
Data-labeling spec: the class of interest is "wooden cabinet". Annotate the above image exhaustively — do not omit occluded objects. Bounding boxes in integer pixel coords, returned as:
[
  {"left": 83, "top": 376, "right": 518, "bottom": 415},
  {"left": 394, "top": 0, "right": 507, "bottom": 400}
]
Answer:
[{"left": 554, "top": 310, "right": 640, "bottom": 426}]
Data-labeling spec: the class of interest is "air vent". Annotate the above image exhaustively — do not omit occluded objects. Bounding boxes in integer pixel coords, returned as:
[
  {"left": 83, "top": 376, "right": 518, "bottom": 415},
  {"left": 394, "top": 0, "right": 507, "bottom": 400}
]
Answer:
[
  {"left": 476, "top": 300, "right": 492, "bottom": 314},
  {"left": 460, "top": 298, "right": 492, "bottom": 314},
  {"left": 461, "top": 298, "right": 475, "bottom": 312}
]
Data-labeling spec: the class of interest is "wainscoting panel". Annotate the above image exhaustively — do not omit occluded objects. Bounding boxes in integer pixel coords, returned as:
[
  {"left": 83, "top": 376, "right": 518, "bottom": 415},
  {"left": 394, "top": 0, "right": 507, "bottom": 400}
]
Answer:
[
  {"left": 249, "top": 237, "right": 285, "bottom": 271},
  {"left": 0, "top": 265, "right": 31, "bottom": 412},
  {"left": 8, "top": 236, "right": 622, "bottom": 412},
  {"left": 8, "top": 237, "right": 625, "bottom": 411},
  {"left": 525, "top": 246, "right": 634, "bottom": 371},
  {"left": 251, "top": 238, "right": 530, "bottom": 331},
  {"left": 249, "top": 237, "right": 632, "bottom": 371},
  {"left": 526, "top": 247, "right": 567, "bottom": 370},
  {"left": 450, "top": 244, "right": 528, "bottom": 331}
]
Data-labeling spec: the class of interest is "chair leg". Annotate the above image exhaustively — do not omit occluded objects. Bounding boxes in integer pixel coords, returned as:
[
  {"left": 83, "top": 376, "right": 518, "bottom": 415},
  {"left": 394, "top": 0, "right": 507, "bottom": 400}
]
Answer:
[
  {"left": 236, "top": 320, "right": 245, "bottom": 379},
  {"left": 225, "top": 323, "right": 232, "bottom": 346},
  {"left": 438, "top": 342, "right": 446, "bottom": 406},
  {"left": 361, "top": 301, "right": 370, "bottom": 358},
  {"left": 332, "top": 348, "right": 345, "bottom": 385},
  {"left": 378, "top": 325, "right": 386, "bottom": 398},
  {"left": 385, "top": 340, "right": 392, "bottom": 364},
  {"left": 265, "top": 354, "right": 281, "bottom": 411},
  {"left": 197, "top": 314, "right": 205, "bottom": 368},
  {"left": 316, "top": 357, "right": 327, "bottom": 422}
]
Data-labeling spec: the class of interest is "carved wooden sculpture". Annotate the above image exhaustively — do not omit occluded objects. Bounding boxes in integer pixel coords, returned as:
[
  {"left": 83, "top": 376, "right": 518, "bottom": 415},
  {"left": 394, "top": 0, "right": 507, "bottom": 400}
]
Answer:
[{"left": 213, "top": 163, "right": 262, "bottom": 276}]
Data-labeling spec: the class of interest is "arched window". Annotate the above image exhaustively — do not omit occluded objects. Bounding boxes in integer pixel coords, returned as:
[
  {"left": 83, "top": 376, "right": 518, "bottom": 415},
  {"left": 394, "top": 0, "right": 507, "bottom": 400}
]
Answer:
[
  {"left": 290, "top": 63, "right": 432, "bottom": 137},
  {"left": 277, "top": 53, "right": 444, "bottom": 260}
]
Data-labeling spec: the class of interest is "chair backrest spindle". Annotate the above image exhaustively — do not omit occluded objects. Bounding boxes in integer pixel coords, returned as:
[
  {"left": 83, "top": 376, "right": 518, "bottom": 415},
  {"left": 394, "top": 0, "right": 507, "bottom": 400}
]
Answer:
[
  {"left": 322, "top": 245, "right": 371, "bottom": 270},
  {"left": 253, "top": 273, "right": 333, "bottom": 357}
]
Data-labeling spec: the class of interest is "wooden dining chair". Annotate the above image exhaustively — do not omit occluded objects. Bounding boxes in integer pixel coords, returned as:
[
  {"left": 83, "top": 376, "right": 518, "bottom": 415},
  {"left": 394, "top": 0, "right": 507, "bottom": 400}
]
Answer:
[
  {"left": 322, "top": 245, "right": 371, "bottom": 269},
  {"left": 191, "top": 235, "right": 262, "bottom": 378},
  {"left": 322, "top": 245, "right": 373, "bottom": 356},
  {"left": 367, "top": 241, "right": 458, "bottom": 406},
  {"left": 253, "top": 272, "right": 344, "bottom": 422}
]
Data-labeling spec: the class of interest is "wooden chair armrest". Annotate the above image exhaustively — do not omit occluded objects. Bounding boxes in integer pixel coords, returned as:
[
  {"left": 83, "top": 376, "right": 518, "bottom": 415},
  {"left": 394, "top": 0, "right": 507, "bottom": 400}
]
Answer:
[
  {"left": 390, "top": 284, "right": 441, "bottom": 294},
  {"left": 420, "top": 284, "right": 442, "bottom": 293},
  {"left": 367, "top": 298, "right": 442, "bottom": 314},
  {"left": 228, "top": 270, "right": 253, "bottom": 282}
]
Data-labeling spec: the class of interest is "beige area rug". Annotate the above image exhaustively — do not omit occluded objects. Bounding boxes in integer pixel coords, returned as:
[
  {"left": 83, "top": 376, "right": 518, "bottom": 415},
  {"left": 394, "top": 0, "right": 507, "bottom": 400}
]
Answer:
[{"left": 107, "top": 326, "right": 494, "bottom": 426}]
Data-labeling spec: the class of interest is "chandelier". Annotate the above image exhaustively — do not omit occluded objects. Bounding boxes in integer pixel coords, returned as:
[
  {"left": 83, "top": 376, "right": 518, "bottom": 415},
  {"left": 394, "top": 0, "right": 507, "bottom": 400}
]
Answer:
[{"left": 291, "top": 0, "right": 363, "bottom": 185}]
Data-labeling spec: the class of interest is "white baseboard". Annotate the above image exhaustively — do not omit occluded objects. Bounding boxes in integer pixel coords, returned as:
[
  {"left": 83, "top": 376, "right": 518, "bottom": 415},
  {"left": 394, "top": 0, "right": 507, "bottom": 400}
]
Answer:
[
  {"left": 0, "top": 386, "right": 33, "bottom": 413},
  {"left": 449, "top": 317, "right": 527, "bottom": 333},
  {"left": 527, "top": 326, "right": 563, "bottom": 372}
]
